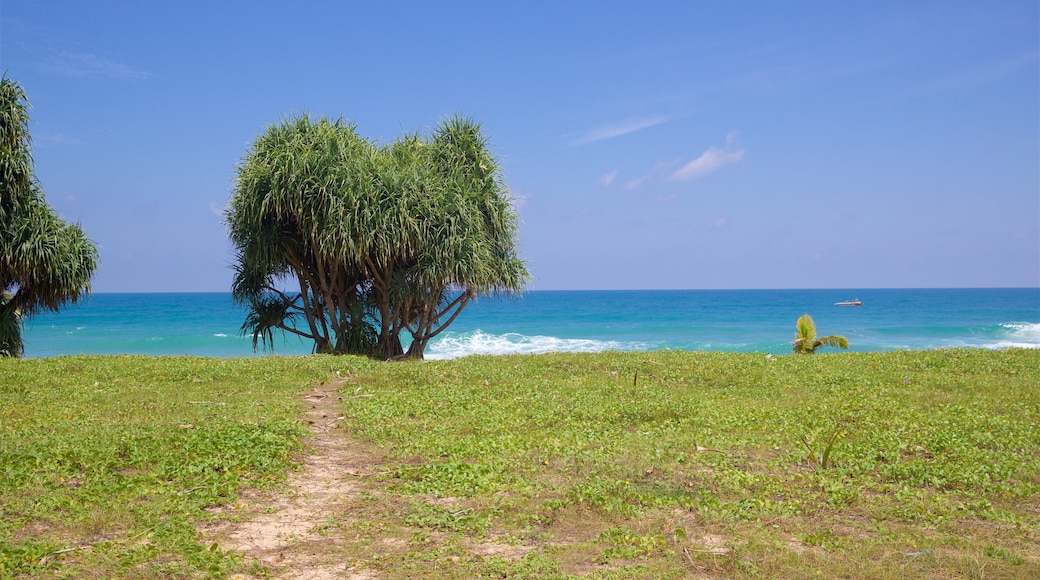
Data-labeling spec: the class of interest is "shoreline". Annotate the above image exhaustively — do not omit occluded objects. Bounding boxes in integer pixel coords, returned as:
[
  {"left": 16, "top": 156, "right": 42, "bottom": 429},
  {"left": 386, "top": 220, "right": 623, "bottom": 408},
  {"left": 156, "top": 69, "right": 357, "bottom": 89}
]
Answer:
[{"left": 20, "top": 288, "right": 1040, "bottom": 358}]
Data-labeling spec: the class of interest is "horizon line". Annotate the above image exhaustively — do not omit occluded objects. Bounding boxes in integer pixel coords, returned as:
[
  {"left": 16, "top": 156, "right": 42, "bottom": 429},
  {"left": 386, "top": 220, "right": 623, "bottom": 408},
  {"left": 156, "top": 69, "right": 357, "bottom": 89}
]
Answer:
[{"left": 85, "top": 286, "right": 1040, "bottom": 295}]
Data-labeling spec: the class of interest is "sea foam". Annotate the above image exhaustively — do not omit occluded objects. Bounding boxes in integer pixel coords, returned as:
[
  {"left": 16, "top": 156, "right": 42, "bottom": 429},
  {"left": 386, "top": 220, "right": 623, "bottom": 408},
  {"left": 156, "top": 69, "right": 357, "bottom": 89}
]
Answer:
[
  {"left": 425, "top": 330, "right": 650, "bottom": 360},
  {"left": 989, "top": 322, "right": 1040, "bottom": 349}
]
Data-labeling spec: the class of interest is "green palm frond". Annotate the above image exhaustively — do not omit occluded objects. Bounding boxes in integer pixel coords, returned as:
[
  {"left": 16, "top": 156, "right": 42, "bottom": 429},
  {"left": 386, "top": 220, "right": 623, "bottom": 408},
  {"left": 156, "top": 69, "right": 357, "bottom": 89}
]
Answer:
[
  {"left": 1, "top": 76, "right": 98, "bottom": 356},
  {"left": 793, "top": 314, "right": 849, "bottom": 354},
  {"left": 793, "top": 314, "right": 817, "bottom": 354},
  {"left": 240, "top": 294, "right": 299, "bottom": 352},
  {"left": 814, "top": 335, "right": 850, "bottom": 351}
]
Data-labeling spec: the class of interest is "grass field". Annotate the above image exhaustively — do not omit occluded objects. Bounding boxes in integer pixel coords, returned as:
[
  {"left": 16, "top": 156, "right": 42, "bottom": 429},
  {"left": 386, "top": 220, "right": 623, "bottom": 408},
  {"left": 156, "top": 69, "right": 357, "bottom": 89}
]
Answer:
[{"left": 1, "top": 349, "right": 1038, "bottom": 578}]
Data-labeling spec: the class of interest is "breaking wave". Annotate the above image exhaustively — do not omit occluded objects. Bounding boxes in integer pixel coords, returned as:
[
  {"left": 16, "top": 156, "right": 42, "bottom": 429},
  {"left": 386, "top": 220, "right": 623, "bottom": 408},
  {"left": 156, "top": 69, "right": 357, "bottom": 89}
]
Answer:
[
  {"left": 986, "top": 322, "right": 1040, "bottom": 350},
  {"left": 425, "top": 330, "right": 653, "bottom": 360}
]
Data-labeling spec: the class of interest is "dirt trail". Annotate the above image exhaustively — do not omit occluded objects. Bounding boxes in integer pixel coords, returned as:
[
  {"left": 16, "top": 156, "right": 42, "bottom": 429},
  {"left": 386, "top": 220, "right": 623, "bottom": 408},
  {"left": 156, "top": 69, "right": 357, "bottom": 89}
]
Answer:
[
  {"left": 206, "top": 382, "right": 540, "bottom": 579},
  {"left": 207, "top": 384, "right": 378, "bottom": 580}
]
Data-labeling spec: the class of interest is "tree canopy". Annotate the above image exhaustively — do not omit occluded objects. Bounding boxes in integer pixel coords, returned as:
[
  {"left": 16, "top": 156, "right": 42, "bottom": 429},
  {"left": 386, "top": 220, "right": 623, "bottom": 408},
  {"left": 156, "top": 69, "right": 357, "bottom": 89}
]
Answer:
[
  {"left": 0, "top": 76, "right": 99, "bottom": 357},
  {"left": 226, "top": 114, "right": 528, "bottom": 359}
]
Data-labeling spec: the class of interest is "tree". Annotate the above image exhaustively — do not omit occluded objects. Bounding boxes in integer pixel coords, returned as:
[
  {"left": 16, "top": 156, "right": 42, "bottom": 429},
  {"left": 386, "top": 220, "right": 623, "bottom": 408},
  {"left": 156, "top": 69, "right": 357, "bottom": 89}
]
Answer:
[
  {"left": 226, "top": 114, "right": 527, "bottom": 359},
  {"left": 227, "top": 116, "right": 375, "bottom": 356},
  {"left": 792, "top": 314, "right": 849, "bottom": 354},
  {"left": 0, "top": 76, "right": 98, "bottom": 357}
]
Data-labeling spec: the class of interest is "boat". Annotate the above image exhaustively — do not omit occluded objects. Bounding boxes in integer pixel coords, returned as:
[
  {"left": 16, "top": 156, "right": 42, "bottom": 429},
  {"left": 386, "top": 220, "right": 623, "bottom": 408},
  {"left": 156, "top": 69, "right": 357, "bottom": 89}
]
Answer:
[{"left": 834, "top": 299, "right": 862, "bottom": 306}]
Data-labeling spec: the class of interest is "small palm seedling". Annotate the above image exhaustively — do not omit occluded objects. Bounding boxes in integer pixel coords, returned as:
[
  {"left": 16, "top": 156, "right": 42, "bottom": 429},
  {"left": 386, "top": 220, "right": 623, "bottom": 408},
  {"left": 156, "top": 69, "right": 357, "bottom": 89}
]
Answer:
[
  {"left": 792, "top": 314, "right": 849, "bottom": 354},
  {"left": 800, "top": 425, "right": 845, "bottom": 469}
]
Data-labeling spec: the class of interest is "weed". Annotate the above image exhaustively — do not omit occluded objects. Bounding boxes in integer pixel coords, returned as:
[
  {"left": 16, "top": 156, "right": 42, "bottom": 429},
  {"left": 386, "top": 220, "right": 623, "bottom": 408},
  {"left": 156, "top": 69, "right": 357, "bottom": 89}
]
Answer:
[
  {"left": 404, "top": 502, "right": 491, "bottom": 534},
  {"left": 800, "top": 424, "right": 845, "bottom": 469},
  {"left": 595, "top": 526, "right": 667, "bottom": 563},
  {"left": 983, "top": 544, "right": 1025, "bottom": 566}
]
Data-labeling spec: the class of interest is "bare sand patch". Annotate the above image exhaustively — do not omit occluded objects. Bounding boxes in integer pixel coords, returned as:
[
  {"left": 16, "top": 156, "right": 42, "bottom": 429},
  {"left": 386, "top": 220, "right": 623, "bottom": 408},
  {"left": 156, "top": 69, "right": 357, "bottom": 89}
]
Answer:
[{"left": 466, "top": 537, "right": 534, "bottom": 561}]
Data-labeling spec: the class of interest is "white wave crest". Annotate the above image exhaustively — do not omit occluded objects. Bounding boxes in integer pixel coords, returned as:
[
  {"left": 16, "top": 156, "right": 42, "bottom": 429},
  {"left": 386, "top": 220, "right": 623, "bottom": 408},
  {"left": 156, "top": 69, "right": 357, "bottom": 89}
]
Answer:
[
  {"left": 1001, "top": 322, "right": 1040, "bottom": 339},
  {"left": 425, "top": 330, "right": 649, "bottom": 360},
  {"left": 989, "top": 322, "right": 1040, "bottom": 349}
]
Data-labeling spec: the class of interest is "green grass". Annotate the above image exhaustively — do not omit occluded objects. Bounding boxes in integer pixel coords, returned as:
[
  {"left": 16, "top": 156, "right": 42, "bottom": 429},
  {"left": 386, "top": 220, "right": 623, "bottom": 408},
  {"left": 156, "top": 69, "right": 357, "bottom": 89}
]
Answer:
[
  {"left": 2, "top": 349, "right": 1039, "bottom": 578},
  {"left": 0, "top": 355, "right": 375, "bottom": 578}
]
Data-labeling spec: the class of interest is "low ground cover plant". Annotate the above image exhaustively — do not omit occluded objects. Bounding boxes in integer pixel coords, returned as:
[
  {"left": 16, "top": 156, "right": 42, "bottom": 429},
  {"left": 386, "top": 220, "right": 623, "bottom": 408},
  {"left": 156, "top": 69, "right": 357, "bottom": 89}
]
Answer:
[
  {"left": 0, "top": 355, "right": 371, "bottom": 577},
  {"left": 1, "top": 349, "right": 1038, "bottom": 578}
]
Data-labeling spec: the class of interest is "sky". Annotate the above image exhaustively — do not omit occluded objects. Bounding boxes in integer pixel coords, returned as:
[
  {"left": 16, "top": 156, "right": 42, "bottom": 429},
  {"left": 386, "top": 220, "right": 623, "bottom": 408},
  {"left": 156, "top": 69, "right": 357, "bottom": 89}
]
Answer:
[{"left": 1, "top": 1, "right": 1037, "bottom": 292}]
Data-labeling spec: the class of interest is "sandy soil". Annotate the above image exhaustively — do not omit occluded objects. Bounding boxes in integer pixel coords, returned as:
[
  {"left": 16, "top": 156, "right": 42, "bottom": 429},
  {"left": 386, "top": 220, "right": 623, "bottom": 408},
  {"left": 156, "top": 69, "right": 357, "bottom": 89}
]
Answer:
[{"left": 205, "top": 384, "right": 376, "bottom": 579}]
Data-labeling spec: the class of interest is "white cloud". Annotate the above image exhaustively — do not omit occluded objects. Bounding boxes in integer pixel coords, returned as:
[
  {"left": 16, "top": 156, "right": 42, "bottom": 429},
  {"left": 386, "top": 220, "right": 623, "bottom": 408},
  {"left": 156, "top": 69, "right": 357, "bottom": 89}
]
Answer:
[
  {"left": 35, "top": 133, "right": 81, "bottom": 147},
  {"left": 622, "top": 177, "right": 647, "bottom": 190},
  {"left": 572, "top": 116, "right": 666, "bottom": 145},
  {"left": 507, "top": 185, "right": 529, "bottom": 211},
  {"left": 618, "top": 134, "right": 744, "bottom": 191},
  {"left": 510, "top": 194, "right": 528, "bottom": 212},
  {"left": 670, "top": 136, "right": 745, "bottom": 182},
  {"left": 208, "top": 202, "right": 226, "bottom": 217},
  {"left": 39, "top": 51, "right": 150, "bottom": 80},
  {"left": 623, "top": 160, "right": 670, "bottom": 190},
  {"left": 900, "top": 51, "right": 1038, "bottom": 100},
  {"left": 710, "top": 217, "right": 728, "bottom": 228},
  {"left": 600, "top": 170, "right": 618, "bottom": 187}
]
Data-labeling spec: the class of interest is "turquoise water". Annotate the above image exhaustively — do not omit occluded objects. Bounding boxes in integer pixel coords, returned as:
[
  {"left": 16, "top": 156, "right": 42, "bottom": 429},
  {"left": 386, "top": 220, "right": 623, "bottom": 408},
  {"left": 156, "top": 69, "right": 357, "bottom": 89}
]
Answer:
[{"left": 21, "top": 289, "right": 1040, "bottom": 359}]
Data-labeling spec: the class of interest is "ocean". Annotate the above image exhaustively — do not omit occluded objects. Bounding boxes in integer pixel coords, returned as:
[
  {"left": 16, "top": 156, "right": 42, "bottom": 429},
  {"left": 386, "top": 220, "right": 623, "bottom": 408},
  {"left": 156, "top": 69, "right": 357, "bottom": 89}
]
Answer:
[{"left": 20, "top": 289, "right": 1040, "bottom": 359}]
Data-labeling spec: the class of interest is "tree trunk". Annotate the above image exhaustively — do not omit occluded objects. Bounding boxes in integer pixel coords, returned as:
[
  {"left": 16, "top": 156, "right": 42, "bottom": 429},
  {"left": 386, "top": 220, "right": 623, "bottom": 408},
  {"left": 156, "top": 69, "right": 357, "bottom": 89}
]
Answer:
[
  {"left": 313, "top": 335, "right": 333, "bottom": 354},
  {"left": 403, "top": 338, "right": 425, "bottom": 360},
  {"left": 382, "top": 332, "right": 404, "bottom": 359}
]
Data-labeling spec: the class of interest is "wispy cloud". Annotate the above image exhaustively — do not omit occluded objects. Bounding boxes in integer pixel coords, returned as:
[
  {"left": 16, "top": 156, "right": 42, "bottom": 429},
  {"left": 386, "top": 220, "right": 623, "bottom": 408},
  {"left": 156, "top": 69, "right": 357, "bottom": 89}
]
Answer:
[
  {"left": 208, "top": 202, "right": 226, "bottom": 217},
  {"left": 38, "top": 51, "right": 150, "bottom": 81},
  {"left": 599, "top": 170, "right": 618, "bottom": 187},
  {"left": 899, "top": 51, "right": 1038, "bottom": 100},
  {"left": 622, "top": 176, "right": 648, "bottom": 190},
  {"left": 34, "top": 132, "right": 81, "bottom": 147},
  {"left": 618, "top": 134, "right": 745, "bottom": 190},
  {"left": 572, "top": 116, "right": 666, "bottom": 145},
  {"left": 669, "top": 134, "right": 744, "bottom": 182},
  {"left": 510, "top": 193, "right": 528, "bottom": 212},
  {"left": 623, "top": 160, "right": 670, "bottom": 190},
  {"left": 507, "top": 185, "right": 530, "bottom": 212}
]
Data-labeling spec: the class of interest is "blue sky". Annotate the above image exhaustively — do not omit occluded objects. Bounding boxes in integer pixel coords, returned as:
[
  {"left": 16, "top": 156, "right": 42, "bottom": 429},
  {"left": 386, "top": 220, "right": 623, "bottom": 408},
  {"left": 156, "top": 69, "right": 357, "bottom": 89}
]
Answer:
[{"left": 2, "top": 1, "right": 1037, "bottom": 292}]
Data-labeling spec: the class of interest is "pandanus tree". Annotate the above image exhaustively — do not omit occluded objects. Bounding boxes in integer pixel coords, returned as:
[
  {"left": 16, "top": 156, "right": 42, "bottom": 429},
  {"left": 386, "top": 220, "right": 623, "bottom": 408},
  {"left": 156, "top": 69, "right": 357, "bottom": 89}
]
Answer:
[
  {"left": 0, "top": 77, "right": 98, "bottom": 357},
  {"left": 792, "top": 314, "right": 849, "bottom": 354},
  {"left": 387, "top": 118, "right": 528, "bottom": 358},
  {"left": 228, "top": 116, "right": 377, "bottom": 355},
  {"left": 226, "top": 114, "right": 527, "bottom": 359}
]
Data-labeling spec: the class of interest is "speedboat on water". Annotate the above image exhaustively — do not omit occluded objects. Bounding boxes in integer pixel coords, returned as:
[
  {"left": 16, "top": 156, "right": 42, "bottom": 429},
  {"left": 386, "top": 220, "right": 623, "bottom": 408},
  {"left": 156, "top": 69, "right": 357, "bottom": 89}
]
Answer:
[{"left": 834, "top": 299, "right": 862, "bottom": 306}]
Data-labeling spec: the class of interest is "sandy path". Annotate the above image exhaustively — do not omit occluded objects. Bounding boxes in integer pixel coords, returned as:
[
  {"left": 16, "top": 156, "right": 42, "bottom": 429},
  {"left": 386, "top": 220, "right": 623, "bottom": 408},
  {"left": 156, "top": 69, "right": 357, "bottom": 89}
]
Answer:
[
  {"left": 205, "top": 382, "right": 537, "bottom": 579},
  {"left": 207, "top": 384, "right": 378, "bottom": 580}
]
